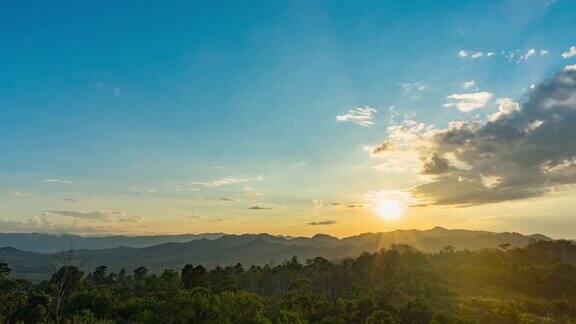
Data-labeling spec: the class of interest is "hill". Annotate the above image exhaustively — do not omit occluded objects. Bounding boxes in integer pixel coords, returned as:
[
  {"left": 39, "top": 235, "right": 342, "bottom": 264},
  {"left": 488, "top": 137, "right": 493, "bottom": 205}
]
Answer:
[{"left": 0, "top": 227, "right": 551, "bottom": 280}]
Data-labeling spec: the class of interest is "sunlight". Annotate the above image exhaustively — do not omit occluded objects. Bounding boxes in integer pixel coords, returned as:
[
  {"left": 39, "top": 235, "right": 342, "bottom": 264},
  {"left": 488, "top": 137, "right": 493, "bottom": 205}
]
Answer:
[
  {"left": 376, "top": 198, "right": 403, "bottom": 221},
  {"left": 364, "top": 190, "right": 412, "bottom": 222}
]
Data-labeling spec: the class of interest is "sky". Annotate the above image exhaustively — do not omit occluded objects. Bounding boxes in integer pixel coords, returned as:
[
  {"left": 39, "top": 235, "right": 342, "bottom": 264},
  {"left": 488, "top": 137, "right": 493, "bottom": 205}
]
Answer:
[{"left": 1, "top": 0, "right": 576, "bottom": 238}]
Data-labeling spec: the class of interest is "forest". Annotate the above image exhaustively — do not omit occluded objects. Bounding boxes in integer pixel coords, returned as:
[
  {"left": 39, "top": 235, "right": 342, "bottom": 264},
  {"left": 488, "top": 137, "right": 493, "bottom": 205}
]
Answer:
[{"left": 1, "top": 239, "right": 576, "bottom": 323}]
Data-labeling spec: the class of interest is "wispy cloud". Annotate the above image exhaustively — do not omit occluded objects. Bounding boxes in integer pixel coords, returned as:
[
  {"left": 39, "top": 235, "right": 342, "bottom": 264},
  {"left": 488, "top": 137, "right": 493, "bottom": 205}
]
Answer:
[
  {"left": 0, "top": 214, "right": 120, "bottom": 234},
  {"left": 458, "top": 50, "right": 493, "bottom": 59},
  {"left": 462, "top": 81, "right": 476, "bottom": 89},
  {"left": 45, "top": 179, "right": 73, "bottom": 184},
  {"left": 458, "top": 48, "right": 548, "bottom": 62},
  {"left": 287, "top": 161, "right": 307, "bottom": 170},
  {"left": 180, "top": 212, "right": 206, "bottom": 219},
  {"left": 336, "top": 106, "right": 378, "bottom": 127},
  {"left": 62, "top": 197, "right": 95, "bottom": 202},
  {"left": 192, "top": 176, "right": 264, "bottom": 187},
  {"left": 444, "top": 91, "right": 493, "bottom": 112},
  {"left": 312, "top": 199, "right": 324, "bottom": 210},
  {"left": 45, "top": 210, "right": 126, "bottom": 221},
  {"left": 399, "top": 81, "right": 427, "bottom": 92},
  {"left": 308, "top": 220, "right": 336, "bottom": 225}
]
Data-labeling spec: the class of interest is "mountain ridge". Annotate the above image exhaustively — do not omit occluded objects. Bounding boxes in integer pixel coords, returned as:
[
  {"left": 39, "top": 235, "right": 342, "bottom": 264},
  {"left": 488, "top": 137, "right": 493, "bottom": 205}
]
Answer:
[{"left": 0, "top": 227, "right": 554, "bottom": 280}]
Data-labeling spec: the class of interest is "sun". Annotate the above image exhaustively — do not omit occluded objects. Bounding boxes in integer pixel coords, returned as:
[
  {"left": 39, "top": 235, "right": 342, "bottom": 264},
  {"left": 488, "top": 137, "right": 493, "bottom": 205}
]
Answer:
[{"left": 376, "top": 199, "right": 403, "bottom": 221}]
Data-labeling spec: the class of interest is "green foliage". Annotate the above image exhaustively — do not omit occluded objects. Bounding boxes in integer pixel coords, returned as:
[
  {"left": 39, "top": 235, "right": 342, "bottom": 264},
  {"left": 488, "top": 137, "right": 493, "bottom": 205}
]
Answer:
[{"left": 2, "top": 240, "right": 576, "bottom": 323}]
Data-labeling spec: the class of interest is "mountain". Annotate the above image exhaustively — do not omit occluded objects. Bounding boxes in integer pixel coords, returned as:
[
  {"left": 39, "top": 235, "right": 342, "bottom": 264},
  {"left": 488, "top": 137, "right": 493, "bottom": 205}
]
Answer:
[
  {"left": 0, "top": 232, "right": 225, "bottom": 252},
  {"left": 0, "top": 227, "right": 551, "bottom": 280}
]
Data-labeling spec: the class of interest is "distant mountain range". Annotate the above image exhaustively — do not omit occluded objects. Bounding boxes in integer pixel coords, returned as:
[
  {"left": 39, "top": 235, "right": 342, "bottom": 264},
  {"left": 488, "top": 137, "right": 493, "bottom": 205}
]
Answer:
[
  {"left": 0, "top": 227, "right": 552, "bottom": 280},
  {"left": 0, "top": 232, "right": 226, "bottom": 253}
]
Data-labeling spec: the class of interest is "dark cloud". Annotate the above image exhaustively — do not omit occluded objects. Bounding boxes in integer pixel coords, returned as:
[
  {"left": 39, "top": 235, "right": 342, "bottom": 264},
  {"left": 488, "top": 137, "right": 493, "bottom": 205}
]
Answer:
[
  {"left": 308, "top": 220, "right": 337, "bottom": 225},
  {"left": 249, "top": 206, "right": 273, "bottom": 210},
  {"left": 420, "top": 154, "right": 451, "bottom": 175},
  {"left": 372, "top": 140, "right": 396, "bottom": 154},
  {"left": 412, "top": 69, "right": 576, "bottom": 206}
]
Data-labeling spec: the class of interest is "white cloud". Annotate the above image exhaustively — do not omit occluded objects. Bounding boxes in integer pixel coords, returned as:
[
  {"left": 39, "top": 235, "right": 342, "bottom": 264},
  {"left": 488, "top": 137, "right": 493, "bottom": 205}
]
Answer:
[
  {"left": 287, "top": 162, "right": 307, "bottom": 170},
  {"left": 336, "top": 106, "right": 378, "bottom": 127},
  {"left": 470, "top": 52, "right": 484, "bottom": 59},
  {"left": 192, "top": 176, "right": 265, "bottom": 187},
  {"left": 564, "top": 65, "right": 576, "bottom": 72},
  {"left": 561, "top": 46, "right": 576, "bottom": 59},
  {"left": 45, "top": 179, "right": 73, "bottom": 184},
  {"left": 399, "top": 81, "right": 427, "bottom": 92},
  {"left": 462, "top": 81, "right": 476, "bottom": 89},
  {"left": 444, "top": 92, "right": 493, "bottom": 112},
  {"left": 524, "top": 48, "right": 536, "bottom": 59},
  {"left": 488, "top": 98, "right": 521, "bottom": 121},
  {"left": 458, "top": 50, "right": 495, "bottom": 59}
]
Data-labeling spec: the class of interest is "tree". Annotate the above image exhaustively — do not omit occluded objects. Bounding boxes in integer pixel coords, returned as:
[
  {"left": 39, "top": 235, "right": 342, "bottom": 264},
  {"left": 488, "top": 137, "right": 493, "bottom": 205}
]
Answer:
[
  {"left": 133, "top": 266, "right": 148, "bottom": 281},
  {"left": 0, "top": 263, "right": 10, "bottom": 279},
  {"left": 399, "top": 299, "right": 433, "bottom": 324},
  {"left": 182, "top": 264, "right": 209, "bottom": 289},
  {"left": 87, "top": 265, "right": 107, "bottom": 284},
  {"left": 0, "top": 264, "right": 28, "bottom": 324},
  {"left": 47, "top": 249, "right": 85, "bottom": 324}
]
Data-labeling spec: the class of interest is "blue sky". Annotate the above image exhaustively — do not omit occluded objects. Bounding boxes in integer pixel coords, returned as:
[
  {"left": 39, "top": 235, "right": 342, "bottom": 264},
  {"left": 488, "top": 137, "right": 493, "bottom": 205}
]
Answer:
[{"left": 1, "top": 0, "right": 576, "bottom": 237}]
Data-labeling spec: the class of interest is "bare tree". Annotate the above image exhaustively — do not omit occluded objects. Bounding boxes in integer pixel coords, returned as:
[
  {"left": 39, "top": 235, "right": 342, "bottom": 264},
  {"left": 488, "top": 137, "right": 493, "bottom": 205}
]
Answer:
[{"left": 45, "top": 246, "right": 87, "bottom": 324}]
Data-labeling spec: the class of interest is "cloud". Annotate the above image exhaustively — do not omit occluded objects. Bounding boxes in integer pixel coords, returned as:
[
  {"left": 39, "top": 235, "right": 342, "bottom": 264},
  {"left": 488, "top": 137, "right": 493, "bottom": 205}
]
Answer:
[
  {"left": 336, "top": 106, "right": 378, "bottom": 127},
  {"left": 371, "top": 140, "right": 396, "bottom": 155},
  {"left": 243, "top": 186, "right": 263, "bottom": 199},
  {"left": 458, "top": 50, "right": 469, "bottom": 58},
  {"left": 0, "top": 214, "right": 120, "bottom": 234},
  {"left": 561, "top": 46, "right": 576, "bottom": 59},
  {"left": 444, "top": 92, "right": 493, "bottom": 112},
  {"left": 462, "top": 81, "right": 476, "bottom": 89},
  {"left": 470, "top": 52, "right": 483, "bottom": 59},
  {"left": 458, "top": 50, "right": 493, "bottom": 59},
  {"left": 399, "top": 81, "right": 427, "bottom": 92},
  {"left": 488, "top": 98, "right": 520, "bottom": 121},
  {"left": 524, "top": 48, "right": 536, "bottom": 59},
  {"left": 180, "top": 213, "right": 205, "bottom": 219},
  {"left": 312, "top": 199, "right": 324, "bottom": 210},
  {"left": 420, "top": 154, "right": 451, "bottom": 175},
  {"left": 45, "top": 210, "right": 126, "bottom": 221},
  {"left": 458, "top": 49, "right": 547, "bottom": 62},
  {"left": 62, "top": 197, "right": 95, "bottom": 202},
  {"left": 192, "top": 176, "right": 264, "bottom": 187},
  {"left": 287, "top": 162, "right": 307, "bottom": 170},
  {"left": 411, "top": 69, "right": 576, "bottom": 206},
  {"left": 308, "top": 220, "right": 336, "bottom": 225},
  {"left": 45, "top": 179, "right": 73, "bottom": 184},
  {"left": 248, "top": 205, "right": 273, "bottom": 210},
  {"left": 565, "top": 65, "right": 576, "bottom": 72}
]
